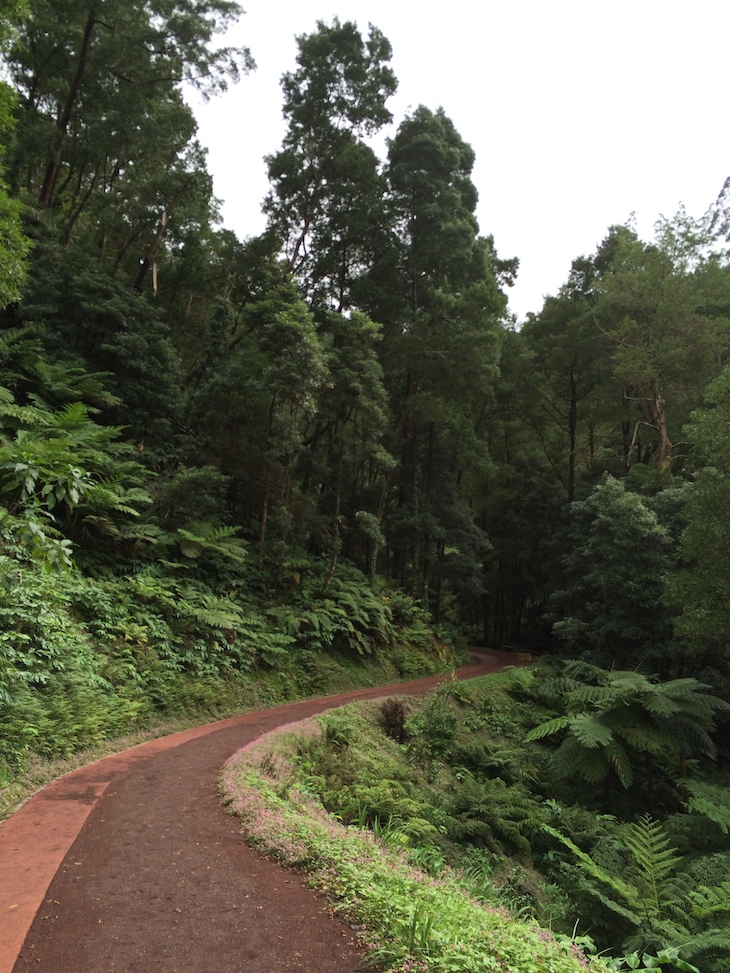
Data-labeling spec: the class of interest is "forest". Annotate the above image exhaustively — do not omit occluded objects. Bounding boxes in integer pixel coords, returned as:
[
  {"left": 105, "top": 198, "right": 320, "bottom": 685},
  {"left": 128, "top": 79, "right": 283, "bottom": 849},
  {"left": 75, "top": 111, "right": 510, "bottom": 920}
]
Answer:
[{"left": 1, "top": 2, "right": 729, "bottom": 971}]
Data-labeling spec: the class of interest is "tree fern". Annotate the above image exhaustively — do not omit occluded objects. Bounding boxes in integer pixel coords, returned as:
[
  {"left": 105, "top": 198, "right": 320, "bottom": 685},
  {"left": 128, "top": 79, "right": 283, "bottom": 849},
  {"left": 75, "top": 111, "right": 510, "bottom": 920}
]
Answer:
[{"left": 526, "top": 662, "right": 727, "bottom": 803}]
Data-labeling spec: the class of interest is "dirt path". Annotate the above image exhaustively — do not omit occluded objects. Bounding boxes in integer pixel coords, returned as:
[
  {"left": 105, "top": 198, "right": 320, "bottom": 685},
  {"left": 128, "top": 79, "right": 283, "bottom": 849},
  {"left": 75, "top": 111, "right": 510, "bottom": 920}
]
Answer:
[{"left": 2, "top": 650, "right": 525, "bottom": 973}]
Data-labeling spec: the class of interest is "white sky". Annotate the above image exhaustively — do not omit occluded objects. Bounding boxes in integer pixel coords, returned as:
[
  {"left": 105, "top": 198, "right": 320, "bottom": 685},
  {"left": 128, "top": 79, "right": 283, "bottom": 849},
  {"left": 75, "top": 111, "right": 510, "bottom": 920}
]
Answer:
[{"left": 189, "top": 0, "right": 729, "bottom": 322}]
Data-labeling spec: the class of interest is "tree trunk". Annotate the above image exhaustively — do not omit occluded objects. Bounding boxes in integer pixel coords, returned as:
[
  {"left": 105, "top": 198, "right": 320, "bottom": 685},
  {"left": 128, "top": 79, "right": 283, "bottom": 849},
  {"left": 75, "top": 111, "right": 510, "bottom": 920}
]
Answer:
[
  {"left": 134, "top": 179, "right": 191, "bottom": 292},
  {"left": 568, "top": 368, "right": 577, "bottom": 503},
  {"left": 650, "top": 394, "right": 672, "bottom": 470},
  {"left": 257, "top": 459, "right": 270, "bottom": 570},
  {"left": 322, "top": 446, "right": 344, "bottom": 594},
  {"left": 39, "top": 2, "right": 100, "bottom": 209}
]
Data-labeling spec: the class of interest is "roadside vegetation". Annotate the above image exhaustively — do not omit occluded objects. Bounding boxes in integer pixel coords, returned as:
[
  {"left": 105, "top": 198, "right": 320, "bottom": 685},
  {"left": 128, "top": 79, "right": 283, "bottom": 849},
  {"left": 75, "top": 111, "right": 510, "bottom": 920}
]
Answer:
[
  {"left": 222, "top": 666, "right": 730, "bottom": 973},
  {"left": 0, "top": 538, "right": 455, "bottom": 816}
]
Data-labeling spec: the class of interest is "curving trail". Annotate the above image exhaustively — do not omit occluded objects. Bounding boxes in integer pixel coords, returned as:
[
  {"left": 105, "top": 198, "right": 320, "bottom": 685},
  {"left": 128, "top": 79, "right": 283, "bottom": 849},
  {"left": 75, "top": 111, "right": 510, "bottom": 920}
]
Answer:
[{"left": 1, "top": 649, "right": 526, "bottom": 973}]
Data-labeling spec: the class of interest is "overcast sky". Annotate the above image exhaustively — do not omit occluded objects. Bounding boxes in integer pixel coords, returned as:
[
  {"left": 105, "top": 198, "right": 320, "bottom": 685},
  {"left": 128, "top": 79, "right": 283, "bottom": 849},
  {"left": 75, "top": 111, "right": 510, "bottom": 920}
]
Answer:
[{"left": 189, "top": 0, "right": 729, "bottom": 321}]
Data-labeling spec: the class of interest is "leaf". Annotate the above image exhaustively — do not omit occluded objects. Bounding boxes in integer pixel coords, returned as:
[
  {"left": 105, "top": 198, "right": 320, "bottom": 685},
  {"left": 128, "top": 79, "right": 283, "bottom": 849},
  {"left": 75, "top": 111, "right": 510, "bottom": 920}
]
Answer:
[
  {"left": 524, "top": 715, "right": 570, "bottom": 742},
  {"left": 570, "top": 713, "right": 614, "bottom": 749}
]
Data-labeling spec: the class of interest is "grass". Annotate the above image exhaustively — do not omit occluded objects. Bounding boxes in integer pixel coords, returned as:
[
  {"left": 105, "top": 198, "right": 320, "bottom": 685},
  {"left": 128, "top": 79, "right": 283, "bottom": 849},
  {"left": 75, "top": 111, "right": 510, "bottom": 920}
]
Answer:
[{"left": 220, "top": 712, "right": 613, "bottom": 973}]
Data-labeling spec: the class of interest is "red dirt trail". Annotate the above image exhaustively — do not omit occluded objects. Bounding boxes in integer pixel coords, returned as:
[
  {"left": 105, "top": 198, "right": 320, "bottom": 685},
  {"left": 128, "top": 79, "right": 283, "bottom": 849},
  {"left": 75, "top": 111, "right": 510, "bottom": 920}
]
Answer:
[{"left": 1, "top": 650, "right": 525, "bottom": 973}]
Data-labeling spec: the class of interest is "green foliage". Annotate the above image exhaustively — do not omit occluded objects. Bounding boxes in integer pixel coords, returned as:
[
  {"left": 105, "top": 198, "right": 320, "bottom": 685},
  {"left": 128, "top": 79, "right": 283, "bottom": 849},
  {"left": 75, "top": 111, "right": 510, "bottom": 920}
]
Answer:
[
  {"left": 222, "top": 718, "right": 612, "bottom": 973},
  {"left": 406, "top": 681, "right": 460, "bottom": 760},
  {"left": 684, "top": 780, "right": 730, "bottom": 835},
  {"left": 544, "top": 815, "right": 730, "bottom": 969},
  {"left": 0, "top": 390, "right": 153, "bottom": 561},
  {"left": 527, "top": 661, "right": 729, "bottom": 804},
  {"left": 264, "top": 17, "right": 395, "bottom": 308},
  {"left": 551, "top": 476, "right": 672, "bottom": 666},
  {"left": 0, "top": 0, "right": 29, "bottom": 307},
  {"left": 669, "top": 365, "right": 730, "bottom": 662}
]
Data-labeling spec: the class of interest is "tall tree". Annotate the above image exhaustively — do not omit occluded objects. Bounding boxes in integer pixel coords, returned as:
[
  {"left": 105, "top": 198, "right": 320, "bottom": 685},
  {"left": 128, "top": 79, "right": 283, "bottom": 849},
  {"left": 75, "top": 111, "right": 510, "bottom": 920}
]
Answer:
[
  {"left": 263, "top": 18, "right": 396, "bottom": 311},
  {"left": 521, "top": 259, "right": 612, "bottom": 502},
  {"left": 6, "top": 0, "right": 252, "bottom": 286},
  {"left": 0, "top": 0, "right": 30, "bottom": 306},
  {"left": 372, "top": 107, "right": 514, "bottom": 607},
  {"left": 593, "top": 218, "right": 730, "bottom": 472},
  {"left": 551, "top": 476, "right": 672, "bottom": 668}
]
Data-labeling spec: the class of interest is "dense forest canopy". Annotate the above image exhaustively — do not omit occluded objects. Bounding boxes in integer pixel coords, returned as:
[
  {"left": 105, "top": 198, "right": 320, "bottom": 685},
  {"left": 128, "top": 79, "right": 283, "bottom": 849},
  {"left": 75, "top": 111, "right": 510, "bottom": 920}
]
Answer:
[
  {"left": 1, "top": 0, "right": 730, "bottom": 718},
  {"left": 1, "top": 5, "right": 730, "bottom": 968}
]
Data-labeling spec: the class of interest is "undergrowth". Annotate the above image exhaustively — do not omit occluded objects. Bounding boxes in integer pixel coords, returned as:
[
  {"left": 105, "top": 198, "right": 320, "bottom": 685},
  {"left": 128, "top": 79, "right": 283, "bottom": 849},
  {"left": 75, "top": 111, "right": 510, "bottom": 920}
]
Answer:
[
  {"left": 0, "top": 644, "right": 454, "bottom": 822},
  {"left": 221, "top": 715, "right": 611, "bottom": 973},
  {"left": 221, "top": 667, "right": 730, "bottom": 972},
  {"left": 0, "top": 537, "right": 456, "bottom": 801}
]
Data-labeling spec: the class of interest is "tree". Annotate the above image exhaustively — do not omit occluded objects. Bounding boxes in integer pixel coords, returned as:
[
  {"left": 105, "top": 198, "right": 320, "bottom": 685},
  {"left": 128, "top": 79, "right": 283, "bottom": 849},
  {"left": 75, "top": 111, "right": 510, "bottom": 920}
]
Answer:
[
  {"left": 669, "top": 365, "right": 730, "bottom": 665},
  {"left": 298, "top": 308, "right": 393, "bottom": 585},
  {"left": 521, "top": 262, "right": 612, "bottom": 502},
  {"left": 5, "top": 0, "right": 252, "bottom": 289},
  {"left": 551, "top": 476, "right": 672, "bottom": 667},
  {"left": 368, "top": 107, "right": 515, "bottom": 611},
  {"left": 385, "top": 106, "right": 488, "bottom": 315},
  {"left": 593, "top": 218, "right": 730, "bottom": 472},
  {"left": 0, "top": 0, "right": 31, "bottom": 306},
  {"left": 263, "top": 18, "right": 396, "bottom": 311}
]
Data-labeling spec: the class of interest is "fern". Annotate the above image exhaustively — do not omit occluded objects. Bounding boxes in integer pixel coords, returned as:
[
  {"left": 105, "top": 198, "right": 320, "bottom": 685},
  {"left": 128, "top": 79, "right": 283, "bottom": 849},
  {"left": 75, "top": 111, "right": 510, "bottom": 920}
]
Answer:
[
  {"left": 571, "top": 713, "right": 614, "bottom": 748},
  {"left": 175, "top": 523, "right": 248, "bottom": 563},
  {"left": 685, "top": 780, "right": 730, "bottom": 835},
  {"left": 542, "top": 824, "right": 643, "bottom": 924},
  {"left": 525, "top": 715, "right": 571, "bottom": 741},
  {"left": 621, "top": 816, "right": 684, "bottom": 920},
  {"left": 686, "top": 882, "right": 730, "bottom": 920}
]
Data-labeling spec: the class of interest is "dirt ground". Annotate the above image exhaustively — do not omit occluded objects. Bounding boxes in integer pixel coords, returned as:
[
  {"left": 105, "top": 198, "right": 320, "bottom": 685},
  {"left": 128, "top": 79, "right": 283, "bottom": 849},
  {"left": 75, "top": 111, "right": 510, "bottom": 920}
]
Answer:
[{"left": 2, "top": 650, "right": 525, "bottom": 973}]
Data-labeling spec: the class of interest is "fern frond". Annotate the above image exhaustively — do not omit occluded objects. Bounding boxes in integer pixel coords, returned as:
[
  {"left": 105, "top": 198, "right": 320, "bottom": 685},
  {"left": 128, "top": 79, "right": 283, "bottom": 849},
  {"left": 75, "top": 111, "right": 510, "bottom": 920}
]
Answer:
[
  {"left": 606, "top": 671, "right": 653, "bottom": 695},
  {"left": 571, "top": 713, "right": 614, "bottom": 748},
  {"left": 606, "top": 739, "right": 634, "bottom": 788},
  {"left": 680, "top": 929, "right": 730, "bottom": 962},
  {"left": 525, "top": 715, "right": 570, "bottom": 741},
  {"left": 614, "top": 721, "right": 674, "bottom": 755},
  {"left": 564, "top": 684, "right": 616, "bottom": 707},
  {"left": 687, "top": 882, "right": 730, "bottom": 919},
  {"left": 685, "top": 781, "right": 730, "bottom": 835},
  {"left": 642, "top": 694, "right": 682, "bottom": 717},
  {"left": 549, "top": 737, "right": 593, "bottom": 779},
  {"left": 655, "top": 678, "right": 711, "bottom": 698},
  {"left": 542, "top": 824, "right": 642, "bottom": 922},
  {"left": 622, "top": 815, "right": 683, "bottom": 917},
  {"left": 576, "top": 747, "right": 615, "bottom": 785}
]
